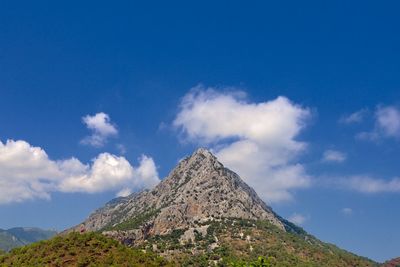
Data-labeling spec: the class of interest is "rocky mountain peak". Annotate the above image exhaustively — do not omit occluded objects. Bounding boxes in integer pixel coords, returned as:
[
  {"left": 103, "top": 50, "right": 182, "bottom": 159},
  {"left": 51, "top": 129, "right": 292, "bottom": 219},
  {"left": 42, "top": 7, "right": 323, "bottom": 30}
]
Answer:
[
  {"left": 192, "top": 147, "right": 215, "bottom": 158},
  {"left": 158, "top": 147, "right": 222, "bottom": 189},
  {"left": 176, "top": 147, "right": 221, "bottom": 176},
  {"left": 74, "top": 148, "right": 286, "bottom": 240}
]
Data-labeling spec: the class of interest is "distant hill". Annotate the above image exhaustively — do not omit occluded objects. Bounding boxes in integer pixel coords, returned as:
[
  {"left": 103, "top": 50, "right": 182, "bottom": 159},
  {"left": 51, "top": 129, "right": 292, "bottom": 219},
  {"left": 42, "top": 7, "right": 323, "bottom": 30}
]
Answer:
[
  {"left": 0, "top": 232, "right": 171, "bottom": 266},
  {"left": 0, "top": 227, "right": 56, "bottom": 252}
]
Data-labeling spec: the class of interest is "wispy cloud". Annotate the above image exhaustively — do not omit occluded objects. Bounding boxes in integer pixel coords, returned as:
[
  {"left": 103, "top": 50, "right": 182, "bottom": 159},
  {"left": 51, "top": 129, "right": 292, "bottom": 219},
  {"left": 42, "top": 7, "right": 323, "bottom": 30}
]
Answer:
[
  {"left": 357, "top": 105, "right": 400, "bottom": 141},
  {"left": 174, "top": 85, "right": 311, "bottom": 203},
  {"left": 116, "top": 144, "right": 127, "bottom": 155},
  {"left": 345, "top": 175, "right": 400, "bottom": 193},
  {"left": 341, "top": 207, "right": 353, "bottom": 215},
  {"left": 81, "top": 112, "right": 118, "bottom": 147},
  {"left": 322, "top": 150, "right": 347, "bottom": 163},
  {"left": 376, "top": 106, "right": 400, "bottom": 138},
  {"left": 320, "top": 174, "right": 400, "bottom": 196},
  {"left": 339, "top": 109, "right": 368, "bottom": 124}
]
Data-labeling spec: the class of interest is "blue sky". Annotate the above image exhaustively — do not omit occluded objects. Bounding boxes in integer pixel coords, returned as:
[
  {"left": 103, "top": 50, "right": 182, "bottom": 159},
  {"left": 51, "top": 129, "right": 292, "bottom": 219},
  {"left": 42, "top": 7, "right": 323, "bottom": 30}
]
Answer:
[{"left": 1, "top": 1, "right": 400, "bottom": 262}]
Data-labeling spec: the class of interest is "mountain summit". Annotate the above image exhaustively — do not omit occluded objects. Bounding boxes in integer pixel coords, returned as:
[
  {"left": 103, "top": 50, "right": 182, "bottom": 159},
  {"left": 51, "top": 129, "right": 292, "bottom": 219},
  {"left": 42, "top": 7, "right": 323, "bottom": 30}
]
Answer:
[{"left": 74, "top": 148, "right": 285, "bottom": 236}]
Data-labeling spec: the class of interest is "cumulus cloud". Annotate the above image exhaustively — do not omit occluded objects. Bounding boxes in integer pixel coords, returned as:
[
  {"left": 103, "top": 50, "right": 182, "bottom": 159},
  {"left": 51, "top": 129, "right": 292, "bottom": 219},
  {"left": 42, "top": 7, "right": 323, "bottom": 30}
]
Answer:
[
  {"left": 81, "top": 112, "right": 118, "bottom": 147},
  {"left": 288, "top": 213, "right": 307, "bottom": 225},
  {"left": 59, "top": 154, "right": 159, "bottom": 194},
  {"left": 322, "top": 150, "right": 347, "bottom": 163},
  {"left": 357, "top": 105, "right": 400, "bottom": 141},
  {"left": 58, "top": 153, "right": 134, "bottom": 193},
  {"left": 174, "top": 86, "right": 312, "bottom": 203},
  {"left": 345, "top": 175, "right": 400, "bottom": 193},
  {"left": 0, "top": 139, "right": 160, "bottom": 204},
  {"left": 0, "top": 140, "right": 61, "bottom": 204},
  {"left": 339, "top": 109, "right": 368, "bottom": 124}
]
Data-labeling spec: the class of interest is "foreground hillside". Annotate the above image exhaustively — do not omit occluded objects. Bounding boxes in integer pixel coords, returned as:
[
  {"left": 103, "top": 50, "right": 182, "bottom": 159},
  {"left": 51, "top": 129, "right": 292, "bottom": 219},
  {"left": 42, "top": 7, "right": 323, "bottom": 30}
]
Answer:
[
  {"left": 132, "top": 218, "right": 377, "bottom": 266},
  {"left": 0, "top": 223, "right": 377, "bottom": 267},
  {"left": 0, "top": 227, "right": 56, "bottom": 252},
  {"left": 0, "top": 232, "right": 171, "bottom": 267}
]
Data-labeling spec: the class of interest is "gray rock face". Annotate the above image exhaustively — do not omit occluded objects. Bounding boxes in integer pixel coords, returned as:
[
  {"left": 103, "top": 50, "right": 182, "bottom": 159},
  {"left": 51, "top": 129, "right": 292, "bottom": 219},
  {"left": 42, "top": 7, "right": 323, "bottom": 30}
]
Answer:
[{"left": 72, "top": 148, "right": 285, "bottom": 238}]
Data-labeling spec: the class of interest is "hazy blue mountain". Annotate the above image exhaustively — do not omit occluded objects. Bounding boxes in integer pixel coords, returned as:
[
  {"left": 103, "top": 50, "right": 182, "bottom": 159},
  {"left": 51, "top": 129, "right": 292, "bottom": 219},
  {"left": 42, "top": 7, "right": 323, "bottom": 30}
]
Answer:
[{"left": 0, "top": 227, "right": 57, "bottom": 251}]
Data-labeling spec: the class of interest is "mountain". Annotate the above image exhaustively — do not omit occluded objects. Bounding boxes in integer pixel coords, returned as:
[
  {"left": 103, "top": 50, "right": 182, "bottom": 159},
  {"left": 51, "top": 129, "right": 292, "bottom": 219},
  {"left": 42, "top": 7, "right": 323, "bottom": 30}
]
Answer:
[
  {"left": 67, "top": 148, "right": 377, "bottom": 266},
  {"left": 0, "top": 227, "right": 57, "bottom": 252},
  {"left": 72, "top": 148, "right": 286, "bottom": 235}
]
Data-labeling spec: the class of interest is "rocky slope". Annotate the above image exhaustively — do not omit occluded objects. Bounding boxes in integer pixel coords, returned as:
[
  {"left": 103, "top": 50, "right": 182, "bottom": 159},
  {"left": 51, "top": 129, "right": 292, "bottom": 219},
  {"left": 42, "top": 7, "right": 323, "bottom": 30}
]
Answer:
[{"left": 382, "top": 257, "right": 400, "bottom": 267}]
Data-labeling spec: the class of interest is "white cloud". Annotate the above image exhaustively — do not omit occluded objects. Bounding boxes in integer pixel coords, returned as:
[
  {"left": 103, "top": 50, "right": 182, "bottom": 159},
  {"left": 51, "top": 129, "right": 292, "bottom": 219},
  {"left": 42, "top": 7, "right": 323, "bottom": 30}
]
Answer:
[
  {"left": 340, "top": 109, "right": 368, "bottom": 124},
  {"left": 116, "top": 188, "right": 132, "bottom": 198},
  {"left": 376, "top": 106, "right": 400, "bottom": 138},
  {"left": 0, "top": 140, "right": 61, "bottom": 204},
  {"left": 58, "top": 153, "right": 135, "bottom": 193},
  {"left": 357, "top": 105, "right": 400, "bottom": 141},
  {"left": 174, "top": 86, "right": 312, "bottom": 203},
  {"left": 288, "top": 213, "right": 307, "bottom": 225},
  {"left": 134, "top": 155, "right": 161, "bottom": 189},
  {"left": 59, "top": 153, "right": 160, "bottom": 194},
  {"left": 0, "top": 139, "right": 160, "bottom": 204},
  {"left": 345, "top": 175, "right": 400, "bottom": 193},
  {"left": 322, "top": 150, "right": 347, "bottom": 163},
  {"left": 81, "top": 112, "right": 118, "bottom": 147},
  {"left": 341, "top": 207, "right": 353, "bottom": 215}
]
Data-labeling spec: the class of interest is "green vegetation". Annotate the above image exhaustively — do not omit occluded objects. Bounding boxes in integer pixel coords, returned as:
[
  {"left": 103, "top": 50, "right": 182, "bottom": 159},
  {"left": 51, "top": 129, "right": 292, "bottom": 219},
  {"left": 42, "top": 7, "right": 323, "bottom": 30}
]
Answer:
[
  {"left": 103, "top": 209, "right": 160, "bottom": 231},
  {"left": 141, "top": 218, "right": 377, "bottom": 267},
  {"left": 228, "top": 256, "right": 277, "bottom": 267},
  {"left": 147, "top": 229, "right": 186, "bottom": 252},
  {"left": 0, "top": 232, "right": 171, "bottom": 267},
  {"left": 0, "top": 219, "right": 378, "bottom": 266}
]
